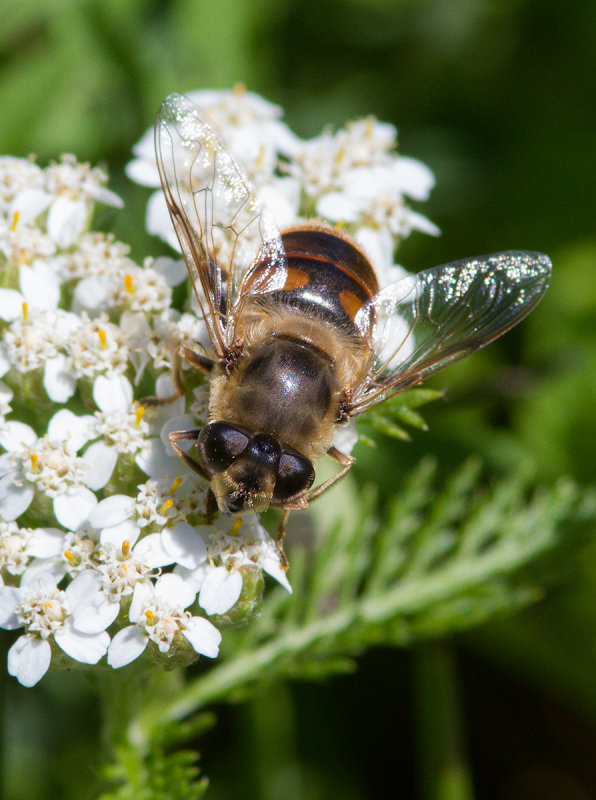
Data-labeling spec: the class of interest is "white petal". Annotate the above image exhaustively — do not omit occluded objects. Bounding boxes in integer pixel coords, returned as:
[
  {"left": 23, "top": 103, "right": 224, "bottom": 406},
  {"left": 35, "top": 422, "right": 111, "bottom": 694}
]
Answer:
[
  {"left": 107, "top": 625, "right": 148, "bottom": 668},
  {"left": 162, "top": 522, "right": 207, "bottom": 569},
  {"left": 342, "top": 166, "right": 389, "bottom": 198},
  {"left": 47, "top": 197, "right": 88, "bottom": 248},
  {"left": 182, "top": 616, "right": 222, "bottom": 658},
  {"left": 19, "top": 261, "right": 60, "bottom": 311},
  {"left": 119, "top": 309, "right": 152, "bottom": 341},
  {"left": 155, "top": 572, "right": 196, "bottom": 609},
  {"left": 155, "top": 396, "right": 187, "bottom": 427},
  {"left": 0, "top": 347, "right": 11, "bottom": 377},
  {"left": 0, "top": 453, "right": 12, "bottom": 477},
  {"left": 130, "top": 127, "right": 156, "bottom": 160},
  {"left": 48, "top": 409, "right": 93, "bottom": 449},
  {"left": 21, "top": 558, "right": 66, "bottom": 590},
  {"left": 73, "top": 276, "right": 109, "bottom": 311},
  {"left": 156, "top": 374, "right": 185, "bottom": 412},
  {"left": 260, "top": 553, "right": 293, "bottom": 594},
  {"left": 261, "top": 119, "right": 302, "bottom": 155},
  {"left": 160, "top": 415, "right": 196, "bottom": 454},
  {"left": 407, "top": 209, "right": 440, "bottom": 236},
  {"left": 93, "top": 374, "right": 133, "bottom": 414},
  {"left": 132, "top": 533, "right": 173, "bottom": 568},
  {"left": 198, "top": 567, "right": 242, "bottom": 615},
  {"left": 67, "top": 571, "right": 119, "bottom": 634},
  {"left": 384, "top": 263, "right": 411, "bottom": 284},
  {"left": 10, "top": 188, "right": 52, "bottom": 226},
  {"left": 0, "top": 289, "right": 25, "bottom": 322},
  {"left": 135, "top": 437, "right": 176, "bottom": 479},
  {"left": 53, "top": 486, "right": 97, "bottom": 531},
  {"left": 8, "top": 635, "right": 51, "bottom": 687},
  {"left": 173, "top": 562, "right": 210, "bottom": 593},
  {"left": 354, "top": 227, "right": 395, "bottom": 281},
  {"left": 54, "top": 617, "right": 110, "bottom": 663},
  {"left": 43, "top": 355, "right": 77, "bottom": 403},
  {"left": 331, "top": 419, "right": 358, "bottom": 456},
  {"left": 90, "top": 186, "right": 124, "bottom": 208},
  {"left": 100, "top": 518, "right": 140, "bottom": 549},
  {"left": 129, "top": 580, "right": 154, "bottom": 622},
  {"left": 66, "top": 569, "right": 101, "bottom": 604},
  {"left": 119, "top": 311, "right": 151, "bottom": 381},
  {"left": 87, "top": 494, "right": 134, "bottom": 529},
  {"left": 0, "top": 420, "right": 37, "bottom": 451},
  {"left": 260, "top": 180, "right": 301, "bottom": 229},
  {"left": 316, "top": 192, "right": 363, "bottom": 223},
  {"left": 146, "top": 190, "right": 180, "bottom": 250},
  {"left": 393, "top": 156, "right": 436, "bottom": 200},
  {"left": 53, "top": 309, "right": 83, "bottom": 338},
  {"left": 125, "top": 156, "right": 160, "bottom": 188},
  {"left": 151, "top": 256, "right": 187, "bottom": 287},
  {"left": 0, "top": 586, "right": 22, "bottom": 628},
  {"left": 27, "top": 527, "right": 65, "bottom": 558},
  {"left": 0, "top": 380, "right": 11, "bottom": 404},
  {"left": 0, "top": 473, "right": 34, "bottom": 521},
  {"left": 82, "top": 441, "right": 118, "bottom": 491}
]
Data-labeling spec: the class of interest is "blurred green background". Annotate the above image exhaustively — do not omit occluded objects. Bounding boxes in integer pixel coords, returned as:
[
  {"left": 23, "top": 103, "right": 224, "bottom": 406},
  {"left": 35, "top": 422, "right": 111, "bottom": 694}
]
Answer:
[{"left": 2, "top": 0, "right": 596, "bottom": 798}]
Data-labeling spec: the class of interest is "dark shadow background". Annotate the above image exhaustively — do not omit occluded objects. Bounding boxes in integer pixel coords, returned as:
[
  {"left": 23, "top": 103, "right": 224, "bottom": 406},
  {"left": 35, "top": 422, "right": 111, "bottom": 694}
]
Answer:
[{"left": 2, "top": 1, "right": 596, "bottom": 797}]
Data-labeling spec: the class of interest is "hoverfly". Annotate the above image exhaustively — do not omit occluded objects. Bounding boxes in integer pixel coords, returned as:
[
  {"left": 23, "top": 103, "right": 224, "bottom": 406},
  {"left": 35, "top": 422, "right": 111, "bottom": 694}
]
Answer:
[{"left": 155, "top": 93, "right": 551, "bottom": 543}]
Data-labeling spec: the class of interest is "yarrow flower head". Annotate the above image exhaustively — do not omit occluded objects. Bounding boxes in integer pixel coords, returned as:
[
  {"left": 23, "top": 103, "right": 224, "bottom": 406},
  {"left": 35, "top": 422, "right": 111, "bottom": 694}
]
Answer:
[{"left": 0, "top": 88, "right": 436, "bottom": 686}]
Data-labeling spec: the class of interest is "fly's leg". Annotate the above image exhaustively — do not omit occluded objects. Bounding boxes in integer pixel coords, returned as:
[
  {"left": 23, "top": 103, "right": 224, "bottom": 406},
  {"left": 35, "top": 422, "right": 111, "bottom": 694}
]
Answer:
[
  {"left": 205, "top": 489, "right": 218, "bottom": 523},
  {"left": 273, "top": 448, "right": 354, "bottom": 569},
  {"left": 178, "top": 343, "right": 216, "bottom": 375},
  {"left": 303, "top": 446, "right": 354, "bottom": 503},
  {"left": 276, "top": 510, "right": 291, "bottom": 570},
  {"left": 167, "top": 428, "right": 209, "bottom": 480},
  {"left": 140, "top": 344, "right": 215, "bottom": 407}
]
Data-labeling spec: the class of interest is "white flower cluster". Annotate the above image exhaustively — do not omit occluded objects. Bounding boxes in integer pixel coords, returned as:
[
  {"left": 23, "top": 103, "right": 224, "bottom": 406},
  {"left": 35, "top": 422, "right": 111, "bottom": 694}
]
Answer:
[{"left": 0, "top": 88, "right": 436, "bottom": 687}]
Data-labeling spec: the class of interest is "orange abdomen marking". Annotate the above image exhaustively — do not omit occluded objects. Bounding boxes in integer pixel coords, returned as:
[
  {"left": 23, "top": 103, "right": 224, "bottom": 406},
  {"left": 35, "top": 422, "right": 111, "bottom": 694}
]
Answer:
[
  {"left": 265, "top": 227, "right": 379, "bottom": 336},
  {"left": 339, "top": 289, "right": 365, "bottom": 321},
  {"left": 282, "top": 266, "right": 310, "bottom": 292}
]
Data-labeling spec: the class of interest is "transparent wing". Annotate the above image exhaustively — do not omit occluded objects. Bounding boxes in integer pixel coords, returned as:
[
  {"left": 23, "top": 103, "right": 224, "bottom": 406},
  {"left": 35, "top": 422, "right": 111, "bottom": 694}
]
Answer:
[
  {"left": 154, "top": 93, "right": 287, "bottom": 357},
  {"left": 350, "top": 251, "right": 552, "bottom": 413}
]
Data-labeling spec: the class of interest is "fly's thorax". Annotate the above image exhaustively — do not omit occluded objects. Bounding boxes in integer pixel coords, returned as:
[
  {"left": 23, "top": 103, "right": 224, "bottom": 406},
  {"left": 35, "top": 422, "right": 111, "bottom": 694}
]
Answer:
[
  {"left": 210, "top": 304, "right": 373, "bottom": 458},
  {"left": 240, "top": 306, "right": 372, "bottom": 392},
  {"left": 209, "top": 332, "right": 337, "bottom": 459}
]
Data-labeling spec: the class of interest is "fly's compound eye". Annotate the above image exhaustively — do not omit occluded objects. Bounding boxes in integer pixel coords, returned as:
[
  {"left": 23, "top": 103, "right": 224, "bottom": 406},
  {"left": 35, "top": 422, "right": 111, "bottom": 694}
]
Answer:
[
  {"left": 197, "top": 422, "right": 249, "bottom": 475},
  {"left": 273, "top": 448, "right": 315, "bottom": 502}
]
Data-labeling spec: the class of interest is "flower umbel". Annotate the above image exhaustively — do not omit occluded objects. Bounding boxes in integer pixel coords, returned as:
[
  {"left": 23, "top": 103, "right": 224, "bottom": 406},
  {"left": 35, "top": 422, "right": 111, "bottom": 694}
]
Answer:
[{"left": 0, "top": 89, "right": 436, "bottom": 686}]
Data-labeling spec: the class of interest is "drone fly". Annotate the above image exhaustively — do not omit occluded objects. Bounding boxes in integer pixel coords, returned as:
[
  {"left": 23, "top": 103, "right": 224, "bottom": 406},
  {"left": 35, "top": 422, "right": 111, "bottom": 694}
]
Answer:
[{"left": 154, "top": 93, "right": 551, "bottom": 534}]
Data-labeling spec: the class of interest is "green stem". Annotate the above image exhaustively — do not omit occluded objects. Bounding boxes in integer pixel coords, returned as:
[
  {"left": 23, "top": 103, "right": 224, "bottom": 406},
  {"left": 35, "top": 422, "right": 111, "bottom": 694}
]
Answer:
[
  {"left": 412, "top": 641, "right": 475, "bottom": 800},
  {"left": 100, "top": 664, "right": 185, "bottom": 753},
  {"left": 128, "top": 608, "right": 354, "bottom": 744}
]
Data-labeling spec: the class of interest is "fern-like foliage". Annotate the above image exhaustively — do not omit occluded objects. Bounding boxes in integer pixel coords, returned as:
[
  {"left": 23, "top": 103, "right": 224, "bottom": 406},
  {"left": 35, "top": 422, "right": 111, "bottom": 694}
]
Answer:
[
  {"left": 99, "top": 744, "right": 209, "bottom": 800},
  {"left": 130, "top": 458, "right": 596, "bottom": 739},
  {"left": 359, "top": 387, "right": 443, "bottom": 443}
]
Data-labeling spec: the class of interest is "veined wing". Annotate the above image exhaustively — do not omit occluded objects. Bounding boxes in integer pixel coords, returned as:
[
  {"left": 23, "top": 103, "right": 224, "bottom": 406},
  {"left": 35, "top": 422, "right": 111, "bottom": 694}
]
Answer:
[
  {"left": 154, "top": 93, "right": 287, "bottom": 356},
  {"left": 350, "top": 250, "right": 552, "bottom": 413}
]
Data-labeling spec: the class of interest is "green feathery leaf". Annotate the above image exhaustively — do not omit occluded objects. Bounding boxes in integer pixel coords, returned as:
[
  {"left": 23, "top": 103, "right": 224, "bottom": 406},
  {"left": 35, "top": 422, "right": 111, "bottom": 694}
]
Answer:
[{"left": 360, "top": 388, "right": 443, "bottom": 442}]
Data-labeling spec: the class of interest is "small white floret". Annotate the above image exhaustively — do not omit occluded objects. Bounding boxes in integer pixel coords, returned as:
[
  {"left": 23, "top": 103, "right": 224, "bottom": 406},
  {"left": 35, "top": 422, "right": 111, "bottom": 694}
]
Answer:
[{"left": 8, "top": 635, "right": 52, "bottom": 687}]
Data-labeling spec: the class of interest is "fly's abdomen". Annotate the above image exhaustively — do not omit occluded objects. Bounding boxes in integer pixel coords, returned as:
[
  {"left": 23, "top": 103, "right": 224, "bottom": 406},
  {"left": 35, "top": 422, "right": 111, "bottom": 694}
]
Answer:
[{"left": 256, "top": 227, "right": 379, "bottom": 336}]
